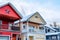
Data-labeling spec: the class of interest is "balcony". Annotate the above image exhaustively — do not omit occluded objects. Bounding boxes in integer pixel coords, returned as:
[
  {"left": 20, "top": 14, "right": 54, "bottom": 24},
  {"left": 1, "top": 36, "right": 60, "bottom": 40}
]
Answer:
[
  {"left": 22, "top": 28, "right": 45, "bottom": 34},
  {"left": 0, "top": 24, "right": 20, "bottom": 31},
  {"left": 11, "top": 26, "right": 20, "bottom": 31},
  {"left": 29, "top": 29, "right": 44, "bottom": 34}
]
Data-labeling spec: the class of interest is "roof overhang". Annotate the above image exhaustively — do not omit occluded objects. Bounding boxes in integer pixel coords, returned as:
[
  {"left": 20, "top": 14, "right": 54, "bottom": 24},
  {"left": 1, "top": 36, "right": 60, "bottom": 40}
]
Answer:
[{"left": 0, "top": 2, "right": 23, "bottom": 21}]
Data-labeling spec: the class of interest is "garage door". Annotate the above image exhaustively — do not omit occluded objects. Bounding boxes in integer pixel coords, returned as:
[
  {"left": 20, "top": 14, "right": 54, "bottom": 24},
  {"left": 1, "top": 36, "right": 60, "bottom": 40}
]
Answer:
[{"left": 0, "top": 36, "right": 9, "bottom": 40}]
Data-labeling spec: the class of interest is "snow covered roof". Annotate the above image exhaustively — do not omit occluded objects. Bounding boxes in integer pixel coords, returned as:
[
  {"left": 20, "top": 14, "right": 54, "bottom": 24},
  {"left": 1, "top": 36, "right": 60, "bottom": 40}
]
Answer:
[
  {"left": 46, "top": 32, "right": 60, "bottom": 35},
  {"left": 45, "top": 25, "right": 57, "bottom": 31},
  {"left": 21, "top": 12, "right": 46, "bottom": 24},
  {"left": 0, "top": 2, "right": 23, "bottom": 18},
  {"left": 21, "top": 12, "right": 35, "bottom": 22}
]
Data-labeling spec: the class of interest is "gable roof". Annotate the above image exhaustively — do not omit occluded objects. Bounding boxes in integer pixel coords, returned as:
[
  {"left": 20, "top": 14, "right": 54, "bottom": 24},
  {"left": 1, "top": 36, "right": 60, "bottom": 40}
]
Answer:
[
  {"left": 0, "top": 2, "right": 23, "bottom": 18},
  {"left": 45, "top": 25, "right": 57, "bottom": 31},
  {"left": 21, "top": 12, "right": 46, "bottom": 25}
]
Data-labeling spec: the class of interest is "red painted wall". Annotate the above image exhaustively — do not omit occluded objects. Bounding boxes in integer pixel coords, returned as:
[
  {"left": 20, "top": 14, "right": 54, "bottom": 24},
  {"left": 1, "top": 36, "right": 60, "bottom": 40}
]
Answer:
[
  {"left": 1, "top": 20, "right": 13, "bottom": 29},
  {"left": 0, "top": 5, "right": 20, "bottom": 19},
  {"left": 0, "top": 31, "right": 11, "bottom": 40},
  {"left": 2, "top": 21, "right": 9, "bottom": 29},
  {"left": 2, "top": 21, "right": 8, "bottom": 24},
  {"left": 0, "top": 31, "right": 11, "bottom": 36}
]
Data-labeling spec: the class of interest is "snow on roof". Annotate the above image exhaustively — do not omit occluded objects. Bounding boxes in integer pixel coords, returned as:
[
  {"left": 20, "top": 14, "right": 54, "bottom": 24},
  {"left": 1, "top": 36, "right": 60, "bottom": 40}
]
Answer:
[
  {"left": 45, "top": 25, "right": 57, "bottom": 31},
  {"left": 21, "top": 13, "right": 35, "bottom": 22},
  {"left": 0, "top": 2, "right": 8, "bottom": 7},
  {"left": 0, "top": 2, "right": 23, "bottom": 18},
  {"left": 21, "top": 12, "right": 46, "bottom": 24},
  {"left": 46, "top": 32, "right": 60, "bottom": 35}
]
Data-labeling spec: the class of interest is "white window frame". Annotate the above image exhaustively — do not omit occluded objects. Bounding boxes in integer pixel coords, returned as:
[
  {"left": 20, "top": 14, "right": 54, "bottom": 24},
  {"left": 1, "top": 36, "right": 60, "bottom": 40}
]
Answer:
[{"left": 0, "top": 35, "right": 10, "bottom": 40}]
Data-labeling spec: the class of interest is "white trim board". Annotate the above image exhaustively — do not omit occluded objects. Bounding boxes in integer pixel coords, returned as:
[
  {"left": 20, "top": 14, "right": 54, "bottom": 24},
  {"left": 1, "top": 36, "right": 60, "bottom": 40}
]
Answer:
[{"left": 0, "top": 35, "right": 10, "bottom": 40}]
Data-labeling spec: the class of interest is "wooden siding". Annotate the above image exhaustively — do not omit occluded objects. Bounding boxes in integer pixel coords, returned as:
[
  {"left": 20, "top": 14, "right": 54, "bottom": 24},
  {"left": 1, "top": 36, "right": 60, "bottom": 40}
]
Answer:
[{"left": 29, "top": 13, "right": 45, "bottom": 24}]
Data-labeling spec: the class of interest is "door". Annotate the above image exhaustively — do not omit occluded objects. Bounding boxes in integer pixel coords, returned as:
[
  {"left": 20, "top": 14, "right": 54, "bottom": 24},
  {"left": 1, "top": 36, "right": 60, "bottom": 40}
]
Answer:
[
  {"left": 29, "top": 36, "right": 33, "bottom": 40},
  {"left": 12, "top": 34, "right": 16, "bottom": 40},
  {"left": 0, "top": 36, "right": 9, "bottom": 40}
]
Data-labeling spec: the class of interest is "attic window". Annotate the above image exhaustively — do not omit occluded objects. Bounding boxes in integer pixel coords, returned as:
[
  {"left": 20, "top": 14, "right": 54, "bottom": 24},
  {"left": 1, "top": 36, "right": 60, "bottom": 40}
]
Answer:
[
  {"left": 5, "top": 9, "right": 10, "bottom": 14},
  {"left": 35, "top": 16, "right": 38, "bottom": 18},
  {"left": 48, "top": 29, "right": 50, "bottom": 32}
]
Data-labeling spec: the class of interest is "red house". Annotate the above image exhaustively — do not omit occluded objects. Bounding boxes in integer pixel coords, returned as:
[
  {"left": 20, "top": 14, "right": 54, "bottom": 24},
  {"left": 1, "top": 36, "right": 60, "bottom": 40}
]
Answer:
[{"left": 0, "top": 3, "right": 22, "bottom": 40}]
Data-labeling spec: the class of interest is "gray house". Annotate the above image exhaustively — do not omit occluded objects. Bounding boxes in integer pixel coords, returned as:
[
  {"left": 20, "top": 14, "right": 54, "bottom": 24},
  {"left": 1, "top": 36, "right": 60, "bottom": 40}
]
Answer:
[{"left": 45, "top": 26, "right": 60, "bottom": 40}]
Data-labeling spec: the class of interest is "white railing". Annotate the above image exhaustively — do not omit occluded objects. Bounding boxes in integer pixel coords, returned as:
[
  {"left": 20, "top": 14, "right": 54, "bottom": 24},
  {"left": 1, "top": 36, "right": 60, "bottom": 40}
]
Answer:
[
  {"left": 22, "top": 29, "right": 27, "bottom": 33},
  {"left": 22, "top": 28, "right": 44, "bottom": 34}
]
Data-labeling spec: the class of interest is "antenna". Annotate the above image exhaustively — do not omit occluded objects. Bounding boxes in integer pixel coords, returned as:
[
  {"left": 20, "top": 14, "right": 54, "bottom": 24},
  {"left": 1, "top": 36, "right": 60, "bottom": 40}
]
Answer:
[{"left": 53, "top": 22, "right": 57, "bottom": 27}]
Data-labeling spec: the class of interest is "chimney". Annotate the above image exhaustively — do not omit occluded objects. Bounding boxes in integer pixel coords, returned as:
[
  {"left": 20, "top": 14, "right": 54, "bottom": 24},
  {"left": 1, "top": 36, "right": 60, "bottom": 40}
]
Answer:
[{"left": 53, "top": 22, "right": 57, "bottom": 27}]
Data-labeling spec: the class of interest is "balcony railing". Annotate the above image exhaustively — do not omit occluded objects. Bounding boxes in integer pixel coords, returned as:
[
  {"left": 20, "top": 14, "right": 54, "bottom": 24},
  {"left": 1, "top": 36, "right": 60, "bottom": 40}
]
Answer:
[
  {"left": 0, "top": 24, "right": 20, "bottom": 31},
  {"left": 11, "top": 26, "right": 20, "bottom": 31},
  {"left": 22, "top": 28, "right": 44, "bottom": 34},
  {"left": 29, "top": 29, "right": 44, "bottom": 33},
  {"left": 0, "top": 24, "right": 9, "bottom": 29}
]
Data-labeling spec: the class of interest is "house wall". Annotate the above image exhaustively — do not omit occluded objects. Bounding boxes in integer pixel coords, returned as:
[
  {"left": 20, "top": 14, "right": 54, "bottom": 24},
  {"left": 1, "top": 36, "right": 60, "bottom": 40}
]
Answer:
[
  {"left": 21, "top": 34, "right": 25, "bottom": 40},
  {"left": 0, "top": 5, "right": 20, "bottom": 18},
  {"left": 34, "top": 34, "right": 45, "bottom": 40},
  {"left": 21, "top": 33, "right": 45, "bottom": 40},
  {"left": 29, "top": 13, "right": 45, "bottom": 24},
  {"left": 19, "top": 22, "right": 45, "bottom": 40},
  {"left": 21, "top": 22, "right": 42, "bottom": 29}
]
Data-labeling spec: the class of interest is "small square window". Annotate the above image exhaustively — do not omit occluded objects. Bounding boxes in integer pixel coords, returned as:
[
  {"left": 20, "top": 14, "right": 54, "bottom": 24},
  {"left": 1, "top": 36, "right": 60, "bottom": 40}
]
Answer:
[
  {"left": 48, "top": 29, "right": 50, "bottom": 32},
  {"left": 35, "top": 16, "right": 38, "bottom": 18},
  {"left": 23, "top": 26, "right": 26, "bottom": 29}
]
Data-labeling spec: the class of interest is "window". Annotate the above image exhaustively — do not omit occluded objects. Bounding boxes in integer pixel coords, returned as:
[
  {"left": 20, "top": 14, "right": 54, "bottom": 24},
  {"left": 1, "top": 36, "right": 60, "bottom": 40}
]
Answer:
[
  {"left": 46, "top": 36, "right": 49, "bottom": 39},
  {"left": 23, "top": 26, "right": 26, "bottom": 29},
  {"left": 46, "top": 29, "right": 48, "bottom": 33},
  {"left": 0, "top": 20, "right": 2, "bottom": 25},
  {"left": 35, "top": 16, "right": 38, "bottom": 18},
  {"left": 23, "top": 24, "right": 26, "bottom": 29},
  {"left": 39, "top": 27, "right": 44, "bottom": 30},
  {"left": 48, "top": 29, "right": 50, "bottom": 32},
  {"left": 29, "top": 25, "right": 35, "bottom": 29},
  {"left": 29, "top": 25, "right": 35, "bottom": 32},
  {"left": 52, "top": 36, "right": 56, "bottom": 40},
  {"left": 26, "top": 38, "right": 27, "bottom": 40}
]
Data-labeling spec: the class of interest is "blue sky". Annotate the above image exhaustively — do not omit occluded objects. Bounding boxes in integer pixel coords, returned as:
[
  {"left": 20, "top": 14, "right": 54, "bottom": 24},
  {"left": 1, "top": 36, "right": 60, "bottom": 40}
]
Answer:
[{"left": 0, "top": 0, "right": 60, "bottom": 25}]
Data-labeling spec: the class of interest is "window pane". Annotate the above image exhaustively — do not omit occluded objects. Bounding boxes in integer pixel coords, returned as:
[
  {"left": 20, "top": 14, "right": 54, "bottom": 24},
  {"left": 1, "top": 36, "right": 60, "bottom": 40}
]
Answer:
[{"left": 0, "top": 20, "right": 2, "bottom": 24}]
